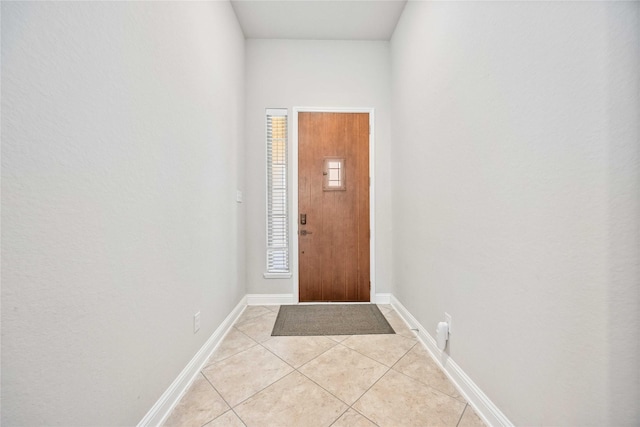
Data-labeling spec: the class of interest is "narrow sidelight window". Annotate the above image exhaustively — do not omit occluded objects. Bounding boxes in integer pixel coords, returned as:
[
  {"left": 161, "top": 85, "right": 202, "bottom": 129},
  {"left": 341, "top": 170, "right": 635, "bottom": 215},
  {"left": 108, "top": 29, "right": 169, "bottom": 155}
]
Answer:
[{"left": 265, "top": 109, "right": 289, "bottom": 274}]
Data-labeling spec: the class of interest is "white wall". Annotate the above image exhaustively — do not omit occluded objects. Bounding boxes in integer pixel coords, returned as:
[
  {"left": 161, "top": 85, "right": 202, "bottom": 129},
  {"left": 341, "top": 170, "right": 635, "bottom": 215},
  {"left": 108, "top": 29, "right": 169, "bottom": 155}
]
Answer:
[
  {"left": 391, "top": 1, "right": 639, "bottom": 425},
  {"left": 1, "top": 2, "right": 245, "bottom": 425},
  {"left": 245, "top": 39, "right": 392, "bottom": 297}
]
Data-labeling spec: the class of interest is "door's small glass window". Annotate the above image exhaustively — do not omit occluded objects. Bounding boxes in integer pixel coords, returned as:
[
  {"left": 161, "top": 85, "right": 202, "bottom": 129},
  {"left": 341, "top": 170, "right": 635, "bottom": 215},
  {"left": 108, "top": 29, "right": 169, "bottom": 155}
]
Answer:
[{"left": 323, "top": 158, "right": 346, "bottom": 191}]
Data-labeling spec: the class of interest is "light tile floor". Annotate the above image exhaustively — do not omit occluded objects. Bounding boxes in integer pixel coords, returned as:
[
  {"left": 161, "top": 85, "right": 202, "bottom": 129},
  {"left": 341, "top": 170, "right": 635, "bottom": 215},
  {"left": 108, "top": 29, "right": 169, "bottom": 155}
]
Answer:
[{"left": 163, "top": 305, "right": 485, "bottom": 427}]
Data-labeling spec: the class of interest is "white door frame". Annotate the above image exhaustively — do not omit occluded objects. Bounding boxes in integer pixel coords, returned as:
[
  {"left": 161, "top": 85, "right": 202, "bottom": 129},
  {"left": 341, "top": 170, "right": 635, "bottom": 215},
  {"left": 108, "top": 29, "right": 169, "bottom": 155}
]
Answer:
[{"left": 291, "top": 107, "right": 376, "bottom": 303}]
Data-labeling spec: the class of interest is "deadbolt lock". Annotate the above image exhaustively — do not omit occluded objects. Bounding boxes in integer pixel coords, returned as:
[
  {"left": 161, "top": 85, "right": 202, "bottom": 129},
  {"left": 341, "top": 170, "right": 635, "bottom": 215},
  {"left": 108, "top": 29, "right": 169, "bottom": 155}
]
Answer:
[{"left": 300, "top": 214, "right": 307, "bottom": 225}]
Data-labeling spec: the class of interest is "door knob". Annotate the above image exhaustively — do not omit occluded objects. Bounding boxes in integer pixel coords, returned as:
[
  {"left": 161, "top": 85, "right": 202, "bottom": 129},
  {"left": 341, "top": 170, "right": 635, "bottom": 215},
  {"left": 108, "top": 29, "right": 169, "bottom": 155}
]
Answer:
[{"left": 300, "top": 230, "right": 312, "bottom": 236}]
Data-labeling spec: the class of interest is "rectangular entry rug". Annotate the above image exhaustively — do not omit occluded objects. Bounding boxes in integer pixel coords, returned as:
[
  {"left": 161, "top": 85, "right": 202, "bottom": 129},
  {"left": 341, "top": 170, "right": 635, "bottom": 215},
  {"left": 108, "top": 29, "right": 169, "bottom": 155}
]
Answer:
[{"left": 272, "top": 304, "right": 395, "bottom": 336}]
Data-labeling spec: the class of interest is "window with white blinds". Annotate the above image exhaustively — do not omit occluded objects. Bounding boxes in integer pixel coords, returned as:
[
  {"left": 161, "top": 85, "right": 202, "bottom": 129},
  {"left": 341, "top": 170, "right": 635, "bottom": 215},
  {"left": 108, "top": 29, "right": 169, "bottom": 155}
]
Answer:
[{"left": 266, "top": 109, "right": 289, "bottom": 274}]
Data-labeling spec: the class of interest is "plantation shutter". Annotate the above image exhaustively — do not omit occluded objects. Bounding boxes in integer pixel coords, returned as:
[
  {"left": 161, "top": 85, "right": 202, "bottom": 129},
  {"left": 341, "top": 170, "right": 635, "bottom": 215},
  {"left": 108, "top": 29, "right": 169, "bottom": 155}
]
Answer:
[{"left": 266, "top": 109, "right": 289, "bottom": 273}]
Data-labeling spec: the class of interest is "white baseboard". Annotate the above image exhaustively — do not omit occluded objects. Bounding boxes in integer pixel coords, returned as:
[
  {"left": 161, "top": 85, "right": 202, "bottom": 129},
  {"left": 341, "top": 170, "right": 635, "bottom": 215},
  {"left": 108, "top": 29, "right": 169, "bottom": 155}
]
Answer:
[
  {"left": 373, "top": 293, "right": 392, "bottom": 304},
  {"left": 138, "top": 293, "right": 511, "bottom": 427},
  {"left": 390, "top": 295, "right": 513, "bottom": 427},
  {"left": 246, "top": 293, "right": 295, "bottom": 305},
  {"left": 137, "top": 296, "right": 247, "bottom": 427}
]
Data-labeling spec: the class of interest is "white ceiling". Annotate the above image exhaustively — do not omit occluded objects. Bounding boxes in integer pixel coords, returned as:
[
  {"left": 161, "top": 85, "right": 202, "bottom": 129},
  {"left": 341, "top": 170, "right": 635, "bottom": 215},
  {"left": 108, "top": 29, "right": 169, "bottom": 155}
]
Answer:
[{"left": 230, "top": 0, "right": 408, "bottom": 41}]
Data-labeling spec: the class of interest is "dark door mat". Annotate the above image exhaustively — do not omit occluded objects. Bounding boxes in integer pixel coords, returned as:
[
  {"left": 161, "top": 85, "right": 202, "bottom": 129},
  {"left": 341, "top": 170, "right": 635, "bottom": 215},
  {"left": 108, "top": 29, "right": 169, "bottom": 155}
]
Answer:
[{"left": 272, "top": 304, "right": 395, "bottom": 336}]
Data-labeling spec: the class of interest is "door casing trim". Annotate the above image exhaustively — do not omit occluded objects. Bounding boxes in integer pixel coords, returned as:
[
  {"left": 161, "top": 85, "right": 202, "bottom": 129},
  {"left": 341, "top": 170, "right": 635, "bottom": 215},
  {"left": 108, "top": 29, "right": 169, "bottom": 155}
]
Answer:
[{"left": 291, "top": 107, "right": 375, "bottom": 303}]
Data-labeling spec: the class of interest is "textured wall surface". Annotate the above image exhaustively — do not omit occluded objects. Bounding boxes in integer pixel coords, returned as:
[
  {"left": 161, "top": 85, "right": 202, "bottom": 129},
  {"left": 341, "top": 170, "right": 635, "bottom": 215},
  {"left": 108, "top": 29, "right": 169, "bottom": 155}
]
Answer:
[
  {"left": 3, "top": 1, "right": 638, "bottom": 425},
  {"left": 244, "top": 39, "right": 393, "bottom": 296},
  {"left": 390, "top": 1, "right": 639, "bottom": 425},
  {"left": 1, "top": 2, "right": 245, "bottom": 425}
]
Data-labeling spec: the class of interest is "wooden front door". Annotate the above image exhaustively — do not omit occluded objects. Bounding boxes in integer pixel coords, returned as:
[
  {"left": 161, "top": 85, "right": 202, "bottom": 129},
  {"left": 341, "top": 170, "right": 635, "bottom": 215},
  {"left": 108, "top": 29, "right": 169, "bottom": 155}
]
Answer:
[{"left": 298, "top": 112, "right": 370, "bottom": 302}]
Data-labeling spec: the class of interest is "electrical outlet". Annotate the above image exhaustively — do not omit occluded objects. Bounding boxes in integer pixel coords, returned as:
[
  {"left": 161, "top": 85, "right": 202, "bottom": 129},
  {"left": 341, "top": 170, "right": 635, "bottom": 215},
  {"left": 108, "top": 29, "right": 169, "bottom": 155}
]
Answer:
[
  {"left": 445, "top": 312, "right": 452, "bottom": 334},
  {"left": 236, "top": 190, "right": 243, "bottom": 203},
  {"left": 194, "top": 311, "right": 201, "bottom": 334}
]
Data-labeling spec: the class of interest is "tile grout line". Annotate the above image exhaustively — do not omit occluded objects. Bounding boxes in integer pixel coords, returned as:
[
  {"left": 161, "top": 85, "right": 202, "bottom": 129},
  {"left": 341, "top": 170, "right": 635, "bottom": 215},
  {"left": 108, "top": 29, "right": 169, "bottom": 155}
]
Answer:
[
  {"left": 166, "top": 307, "right": 350, "bottom": 425},
  {"left": 339, "top": 340, "right": 419, "bottom": 426},
  {"left": 263, "top": 335, "right": 341, "bottom": 369},
  {"left": 392, "top": 365, "right": 468, "bottom": 404},
  {"left": 218, "top": 306, "right": 299, "bottom": 414},
  {"left": 294, "top": 361, "right": 384, "bottom": 427},
  {"left": 339, "top": 337, "right": 421, "bottom": 426},
  {"left": 259, "top": 335, "right": 392, "bottom": 426},
  {"left": 349, "top": 406, "right": 382, "bottom": 427},
  {"left": 185, "top": 306, "right": 452, "bottom": 427},
  {"left": 201, "top": 327, "right": 260, "bottom": 368},
  {"left": 326, "top": 408, "right": 352, "bottom": 427},
  {"left": 339, "top": 335, "right": 418, "bottom": 369},
  {"left": 259, "top": 340, "right": 353, "bottom": 409},
  {"left": 208, "top": 355, "right": 296, "bottom": 411},
  {"left": 284, "top": 307, "right": 420, "bottom": 426},
  {"left": 233, "top": 325, "right": 260, "bottom": 343},
  {"left": 201, "top": 409, "right": 247, "bottom": 427},
  {"left": 345, "top": 364, "right": 391, "bottom": 427},
  {"left": 456, "top": 403, "right": 470, "bottom": 427},
  {"left": 199, "top": 313, "right": 341, "bottom": 419},
  {"left": 229, "top": 369, "right": 300, "bottom": 409},
  {"left": 345, "top": 338, "right": 463, "bottom": 427},
  {"left": 233, "top": 307, "right": 275, "bottom": 327},
  {"left": 199, "top": 317, "right": 302, "bottom": 425},
  {"left": 207, "top": 333, "right": 343, "bottom": 413},
  {"left": 200, "top": 369, "right": 248, "bottom": 427},
  {"left": 234, "top": 311, "right": 278, "bottom": 334},
  {"left": 390, "top": 343, "right": 468, "bottom": 403}
]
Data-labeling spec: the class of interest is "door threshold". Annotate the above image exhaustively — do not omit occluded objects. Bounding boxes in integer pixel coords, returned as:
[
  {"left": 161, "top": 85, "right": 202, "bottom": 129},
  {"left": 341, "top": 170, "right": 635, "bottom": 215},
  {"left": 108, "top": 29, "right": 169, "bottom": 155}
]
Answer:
[{"left": 297, "top": 301, "right": 374, "bottom": 305}]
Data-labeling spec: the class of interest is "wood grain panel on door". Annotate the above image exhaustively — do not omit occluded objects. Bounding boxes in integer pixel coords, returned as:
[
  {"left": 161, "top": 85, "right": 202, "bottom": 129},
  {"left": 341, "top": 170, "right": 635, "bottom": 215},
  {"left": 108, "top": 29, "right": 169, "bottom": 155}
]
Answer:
[{"left": 298, "top": 112, "right": 370, "bottom": 302}]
